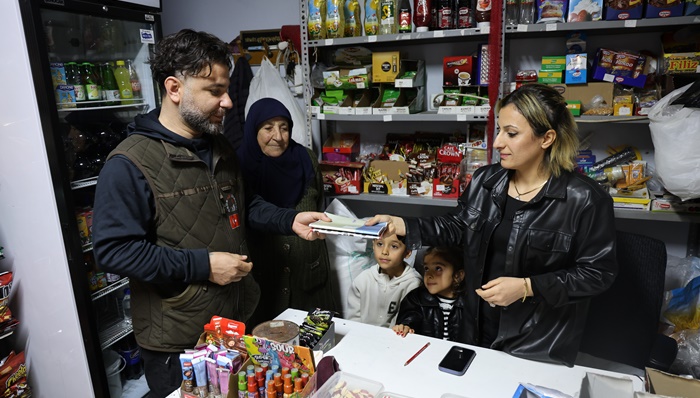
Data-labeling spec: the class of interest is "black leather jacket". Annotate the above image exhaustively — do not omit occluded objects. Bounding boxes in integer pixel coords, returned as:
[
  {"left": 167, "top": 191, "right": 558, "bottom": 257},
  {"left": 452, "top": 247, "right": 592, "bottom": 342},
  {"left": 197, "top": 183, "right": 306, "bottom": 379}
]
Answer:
[
  {"left": 404, "top": 164, "right": 617, "bottom": 366},
  {"left": 396, "top": 286, "right": 471, "bottom": 344}
]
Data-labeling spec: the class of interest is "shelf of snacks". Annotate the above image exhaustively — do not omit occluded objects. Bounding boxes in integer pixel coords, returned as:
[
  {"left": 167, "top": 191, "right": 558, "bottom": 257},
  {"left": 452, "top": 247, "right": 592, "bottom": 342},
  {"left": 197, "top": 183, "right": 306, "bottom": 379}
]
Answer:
[
  {"left": 615, "top": 208, "right": 700, "bottom": 223},
  {"left": 328, "top": 193, "right": 458, "bottom": 208},
  {"left": 575, "top": 115, "right": 649, "bottom": 123},
  {"left": 314, "top": 111, "right": 488, "bottom": 122},
  {"left": 91, "top": 277, "right": 129, "bottom": 302},
  {"left": 505, "top": 16, "right": 700, "bottom": 35}
]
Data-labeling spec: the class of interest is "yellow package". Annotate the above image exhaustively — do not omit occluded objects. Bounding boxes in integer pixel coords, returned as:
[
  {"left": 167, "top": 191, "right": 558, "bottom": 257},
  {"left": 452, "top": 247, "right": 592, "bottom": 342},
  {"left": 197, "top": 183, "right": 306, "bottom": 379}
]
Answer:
[
  {"left": 309, "top": 0, "right": 327, "bottom": 40},
  {"left": 326, "top": 0, "right": 345, "bottom": 39}
]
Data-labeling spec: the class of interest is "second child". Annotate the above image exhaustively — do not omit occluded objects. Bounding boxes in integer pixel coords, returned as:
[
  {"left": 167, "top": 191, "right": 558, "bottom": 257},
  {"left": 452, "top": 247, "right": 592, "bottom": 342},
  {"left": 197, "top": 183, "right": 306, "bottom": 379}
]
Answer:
[
  {"left": 346, "top": 233, "right": 422, "bottom": 327},
  {"left": 393, "top": 246, "right": 471, "bottom": 343}
]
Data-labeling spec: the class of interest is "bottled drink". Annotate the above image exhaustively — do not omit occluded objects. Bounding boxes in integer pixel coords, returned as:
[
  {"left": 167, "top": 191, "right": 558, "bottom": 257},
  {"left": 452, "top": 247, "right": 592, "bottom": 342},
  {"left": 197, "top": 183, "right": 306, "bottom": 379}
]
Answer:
[
  {"left": 113, "top": 60, "right": 134, "bottom": 104},
  {"left": 436, "top": 0, "right": 453, "bottom": 30},
  {"left": 456, "top": 0, "right": 475, "bottom": 28},
  {"left": 379, "top": 0, "right": 397, "bottom": 34},
  {"left": 118, "top": 334, "right": 144, "bottom": 380},
  {"left": 80, "top": 63, "right": 101, "bottom": 105},
  {"left": 344, "top": 0, "right": 362, "bottom": 37},
  {"left": 398, "top": 0, "right": 413, "bottom": 33},
  {"left": 99, "top": 62, "right": 120, "bottom": 106},
  {"left": 505, "top": 0, "right": 519, "bottom": 25},
  {"left": 430, "top": 1, "right": 438, "bottom": 30},
  {"left": 65, "top": 62, "right": 86, "bottom": 107},
  {"left": 125, "top": 60, "right": 142, "bottom": 100},
  {"left": 519, "top": 0, "right": 536, "bottom": 24},
  {"left": 122, "top": 288, "right": 132, "bottom": 323},
  {"left": 413, "top": 0, "right": 432, "bottom": 32}
]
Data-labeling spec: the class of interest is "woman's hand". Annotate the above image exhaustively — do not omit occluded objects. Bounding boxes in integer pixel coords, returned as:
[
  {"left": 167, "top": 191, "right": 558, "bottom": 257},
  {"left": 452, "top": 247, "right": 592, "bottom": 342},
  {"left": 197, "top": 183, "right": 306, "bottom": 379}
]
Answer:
[
  {"left": 475, "top": 277, "right": 531, "bottom": 307},
  {"left": 365, "top": 214, "right": 406, "bottom": 237},
  {"left": 392, "top": 324, "right": 414, "bottom": 337}
]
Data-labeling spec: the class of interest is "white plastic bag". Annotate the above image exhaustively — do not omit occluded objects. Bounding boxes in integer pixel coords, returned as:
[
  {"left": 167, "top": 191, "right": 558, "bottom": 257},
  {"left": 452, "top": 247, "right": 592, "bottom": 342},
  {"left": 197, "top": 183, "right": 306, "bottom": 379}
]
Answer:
[
  {"left": 246, "top": 57, "right": 310, "bottom": 147},
  {"left": 649, "top": 83, "right": 700, "bottom": 201}
]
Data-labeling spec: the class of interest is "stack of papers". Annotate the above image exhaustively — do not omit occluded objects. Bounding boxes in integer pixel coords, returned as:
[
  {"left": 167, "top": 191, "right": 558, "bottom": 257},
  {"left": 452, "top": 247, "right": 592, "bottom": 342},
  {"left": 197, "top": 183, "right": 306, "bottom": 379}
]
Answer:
[{"left": 310, "top": 213, "right": 387, "bottom": 239}]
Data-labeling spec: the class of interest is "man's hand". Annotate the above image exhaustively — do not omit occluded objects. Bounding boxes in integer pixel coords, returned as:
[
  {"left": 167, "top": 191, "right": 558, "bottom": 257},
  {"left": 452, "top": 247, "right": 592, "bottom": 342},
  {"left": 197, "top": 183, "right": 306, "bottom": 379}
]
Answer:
[
  {"left": 475, "top": 277, "right": 526, "bottom": 307},
  {"left": 292, "top": 211, "right": 332, "bottom": 241},
  {"left": 208, "top": 252, "right": 252, "bottom": 285},
  {"left": 365, "top": 214, "right": 406, "bottom": 237}
]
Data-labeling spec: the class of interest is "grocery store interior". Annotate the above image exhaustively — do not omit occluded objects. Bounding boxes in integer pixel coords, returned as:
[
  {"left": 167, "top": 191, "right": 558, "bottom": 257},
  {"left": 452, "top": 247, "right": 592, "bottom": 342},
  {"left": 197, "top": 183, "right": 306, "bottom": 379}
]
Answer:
[{"left": 2, "top": 0, "right": 700, "bottom": 397}]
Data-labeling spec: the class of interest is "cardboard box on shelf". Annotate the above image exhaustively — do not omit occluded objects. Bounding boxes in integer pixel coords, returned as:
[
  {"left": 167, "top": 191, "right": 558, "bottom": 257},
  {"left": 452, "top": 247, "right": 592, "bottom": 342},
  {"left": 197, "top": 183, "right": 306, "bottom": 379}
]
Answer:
[
  {"left": 320, "top": 161, "right": 363, "bottom": 195},
  {"left": 364, "top": 160, "right": 408, "bottom": 196},
  {"left": 549, "top": 82, "right": 614, "bottom": 111},
  {"left": 443, "top": 56, "right": 474, "bottom": 87},
  {"left": 322, "top": 133, "right": 360, "bottom": 162},
  {"left": 538, "top": 70, "right": 563, "bottom": 84},
  {"left": 604, "top": 0, "right": 643, "bottom": 20},
  {"left": 372, "top": 51, "right": 401, "bottom": 83},
  {"left": 566, "top": 100, "right": 582, "bottom": 116},
  {"left": 661, "top": 27, "right": 700, "bottom": 74},
  {"left": 541, "top": 56, "right": 566, "bottom": 71},
  {"left": 323, "top": 66, "right": 371, "bottom": 90},
  {"left": 372, "top": 86, "right": 425, "bottom": 115},
  {"left": 565, "top": 54, "right": 587, "bottom": 84},
  {"left": 646, "top": 367, "right": 700, "bottom": 397},
  {"left": 591, "top": 48, "right": 648, "bottom": 88},
  {"left": 394, "top": 59, "right": 426, "bottom": 88},
  {"left": 644, "top": 0, "right": 685, "bottom": 18}
]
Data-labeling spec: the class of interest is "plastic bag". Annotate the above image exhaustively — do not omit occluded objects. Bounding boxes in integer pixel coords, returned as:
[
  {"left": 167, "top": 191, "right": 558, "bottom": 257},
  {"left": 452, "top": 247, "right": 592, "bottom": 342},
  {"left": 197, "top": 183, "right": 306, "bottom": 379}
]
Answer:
[
  {"left": 649, "top": 83, "right": 700, "bottom": 201},
  {"left": 246, "top": 57, "right": 310, "bottom": 147},
  {"left": 663, "top": 275, "right": 700, "bottom": 332}
]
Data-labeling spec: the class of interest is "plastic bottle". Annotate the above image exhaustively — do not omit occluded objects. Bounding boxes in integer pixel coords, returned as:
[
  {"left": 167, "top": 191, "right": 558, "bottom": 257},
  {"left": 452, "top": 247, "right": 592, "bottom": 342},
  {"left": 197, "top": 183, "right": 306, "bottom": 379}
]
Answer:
[
  {"left": 118, "top": 334, "right": 144, "bottom": 380},
  {"left": 308, "top": 0, "right": 326, "bottom": 40},
  {"left": 113, "top": 60, "right": 134, "bottom": 104},
  {"left": 99, "top": 62, "right": 120, "bottom": 106},
  {"left": 413, "top": 0, "right": 432, "bottom": 32},
  {"left": 326, "top": 0, "right": 344, "bottom": 38},
  {"left": 122, "top": 288, "right": 132, "bottom": 323},
  {"left": 379, "top": 0, "right": 398, "bottom": 34},
  {"left": 475, "top": 0, "right": 492, "bottom": 28},
  {"left": 65, "top": 62, "right": 86, "bottom": 107},
  {"left": 125, "top": 59, "right": 142, "bottom": 100},
  {"left": 365, "top": 0, "right": 380, "bottom": 35},
  {"left": 398, "top": 0, "right": 413, "bottom": 33},
  {"left": 344, "top": 0, "right": 362, "bottom": 37},
  {"left": 519, "top": 0, "right": 536, "bottom": 24},
  {"left": 436, "top": 0, "right": 453, "bottom": 30},
  {"left": 456, "top": 0, "right": 475, "bottom": 28},
  {"left": 505, "top": 0, "right": 519, "bottom": 25},
  {"left": 238, "top": 372, "right": 247, "bottom": 398}
]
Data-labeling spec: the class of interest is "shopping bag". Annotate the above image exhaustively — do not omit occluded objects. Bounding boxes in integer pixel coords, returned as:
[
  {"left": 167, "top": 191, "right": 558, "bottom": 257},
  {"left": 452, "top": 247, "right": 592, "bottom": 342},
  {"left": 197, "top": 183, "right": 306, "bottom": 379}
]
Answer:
[
  {"left": 245, "top": 57, "right": 310, "bottom": 147},
  {"left": 648, "top": 83, "right": 700, "bottom": 201}
]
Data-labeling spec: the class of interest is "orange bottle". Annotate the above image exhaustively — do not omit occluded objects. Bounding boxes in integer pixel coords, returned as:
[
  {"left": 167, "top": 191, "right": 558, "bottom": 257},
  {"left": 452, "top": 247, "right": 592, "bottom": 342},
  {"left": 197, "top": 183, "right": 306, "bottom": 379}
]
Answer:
[{"left": 282, "top": 374, "right": 293, "bottom": 398}]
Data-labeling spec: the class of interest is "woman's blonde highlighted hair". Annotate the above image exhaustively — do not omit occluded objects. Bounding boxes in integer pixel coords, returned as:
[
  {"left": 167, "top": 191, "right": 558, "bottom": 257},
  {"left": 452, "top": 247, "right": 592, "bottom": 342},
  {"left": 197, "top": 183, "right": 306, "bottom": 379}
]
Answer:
[{"left": 496, "top": 84, "right": 579, "bottom": 177}]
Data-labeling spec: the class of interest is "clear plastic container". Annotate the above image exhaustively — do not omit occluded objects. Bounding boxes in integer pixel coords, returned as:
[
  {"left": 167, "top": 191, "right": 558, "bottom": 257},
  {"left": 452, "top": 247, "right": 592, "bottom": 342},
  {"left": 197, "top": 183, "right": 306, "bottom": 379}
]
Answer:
[
  {"left": 312, "top": 371, "right": 384, "bottom": 398},
  {"left": 379, "top": 393, "right": 414, "bottom": 398}
]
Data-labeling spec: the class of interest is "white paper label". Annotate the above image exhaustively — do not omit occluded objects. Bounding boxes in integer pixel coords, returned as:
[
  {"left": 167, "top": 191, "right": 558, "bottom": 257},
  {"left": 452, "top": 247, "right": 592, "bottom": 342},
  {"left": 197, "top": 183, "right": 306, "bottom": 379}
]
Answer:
[
  {"left": 317, "top": 113, "right": 326, "bottom": 120},
  {"left": 517, "top": 24, "right": 528, "bottom": 32},
  {"left": 383, "top": 115, "right": 393, "bottom": 122},
  {"left": 140, "top": 29, "right": 155, "bottom": 44},
  {"left": 434, "top": 30, "right": 444, "bottom": 38},
  {"left": 457, "top": 115, "right": 467, "bottom": 121},
  {"left": 603, "top": 74, "right": 615, "bottom": 82},
  {"left": 482, "top": 26, "right": 490, "bottom": 35},
  {"left": 624, "top": 20, "right": 637, "bottom": 28},
  {"left": 546, "top": 24, "right": 557, "bottom": 32},
  {"left": 356, "top": 82, "right": 366, "bottom": 89},
  {"left": 368, "top": 36, "right": 377, "bottom": 42}
]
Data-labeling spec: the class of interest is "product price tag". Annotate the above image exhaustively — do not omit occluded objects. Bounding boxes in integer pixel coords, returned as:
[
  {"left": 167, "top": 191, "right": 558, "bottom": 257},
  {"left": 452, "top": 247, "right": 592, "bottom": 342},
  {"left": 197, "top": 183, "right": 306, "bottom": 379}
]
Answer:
[
  {"left": 383, "top": 115, "right": 393, "bottom": 122},
  {"left": 434, "top": 30, "right": 444, "bottom": 38},
  {"left": 457, "top": 115, "right": 467, "bottom": 121},
  {"left": 695, "top": 16, "right": 700, "bottom": 23},
  {"left": 460, "top": 29, "right": 467, "bottom": 36},
  {"left": 368, "top": 36, "right": 377, "bottom": 42},
  {"left": 325, "top": 39, "right": 334, "bottom": 46},
  {"left": 603, "top": 74, "right": 615, "bottom": 83},
  {"left": 317, "top": 113, "right": 326, "bottom": 120},
  {"left": 517, "top": 24, "right": 528, "bottom": 32},
  {"left": 482, "top": 26, "right": 490, "bottom": 35},
  {"left": 546, "top": 24, "right": 557, "bottom": 32},
  {"left": 624, "top": 20, "right": 637, "bottom": 28},
  {"left": 400, "top": 34, "right": 411, "bottom": 40}
]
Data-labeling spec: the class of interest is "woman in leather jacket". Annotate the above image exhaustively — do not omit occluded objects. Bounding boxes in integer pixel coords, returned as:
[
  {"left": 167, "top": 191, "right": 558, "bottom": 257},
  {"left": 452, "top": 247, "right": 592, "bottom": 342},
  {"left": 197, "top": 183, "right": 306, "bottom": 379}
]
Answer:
[{"left": 368, "top": 84, "right": 617, "bottom": 366}]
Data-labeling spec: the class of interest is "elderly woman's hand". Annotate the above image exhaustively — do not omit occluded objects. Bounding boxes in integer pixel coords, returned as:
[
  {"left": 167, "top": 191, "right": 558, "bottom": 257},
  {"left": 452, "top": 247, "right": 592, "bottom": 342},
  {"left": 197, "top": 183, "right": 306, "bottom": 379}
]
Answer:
[
  {"left": 292, "top": 211, "right": 332, "bottom": 240},
  {"left": 365, "top": 214, "right": 406, "bottom": 237}
]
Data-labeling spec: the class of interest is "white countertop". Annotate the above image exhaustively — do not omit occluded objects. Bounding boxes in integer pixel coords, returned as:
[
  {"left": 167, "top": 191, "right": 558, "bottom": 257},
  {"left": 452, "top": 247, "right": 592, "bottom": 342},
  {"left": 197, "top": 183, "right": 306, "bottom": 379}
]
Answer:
[{"left": 277, "top": 308, "right": 644, "bottom": 398}]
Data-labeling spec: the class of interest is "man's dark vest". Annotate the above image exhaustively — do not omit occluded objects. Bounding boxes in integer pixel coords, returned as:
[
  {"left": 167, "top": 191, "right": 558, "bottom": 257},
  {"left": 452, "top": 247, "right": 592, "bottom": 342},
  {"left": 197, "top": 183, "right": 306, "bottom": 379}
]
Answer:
[{"left": 109, "top": 133, "right": 259, "bottom": 351}]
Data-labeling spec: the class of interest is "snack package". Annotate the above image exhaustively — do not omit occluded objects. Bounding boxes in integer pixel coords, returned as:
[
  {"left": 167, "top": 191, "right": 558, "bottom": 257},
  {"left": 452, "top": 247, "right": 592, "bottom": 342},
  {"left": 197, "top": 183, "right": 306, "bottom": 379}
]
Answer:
[{"left": 536, "top": 0, "right": 568, "bottom": 23}]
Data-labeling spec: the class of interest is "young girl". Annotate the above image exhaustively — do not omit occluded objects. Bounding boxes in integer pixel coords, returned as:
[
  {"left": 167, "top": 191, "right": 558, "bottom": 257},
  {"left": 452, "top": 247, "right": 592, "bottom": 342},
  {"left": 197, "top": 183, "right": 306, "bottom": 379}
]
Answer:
[
  {"left": 392, "top": 246, "right": 471, "bottom": 343},
  {"left": 346, "top": 232, "right": 422, "bottom": 327}
]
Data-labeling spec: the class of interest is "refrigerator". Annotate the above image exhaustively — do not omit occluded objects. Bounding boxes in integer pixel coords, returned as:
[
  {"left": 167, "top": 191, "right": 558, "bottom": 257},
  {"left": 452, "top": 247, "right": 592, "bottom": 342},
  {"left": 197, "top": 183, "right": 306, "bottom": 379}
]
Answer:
[{"left": 18, "top": 0, "right": 161, "bottom": 396}]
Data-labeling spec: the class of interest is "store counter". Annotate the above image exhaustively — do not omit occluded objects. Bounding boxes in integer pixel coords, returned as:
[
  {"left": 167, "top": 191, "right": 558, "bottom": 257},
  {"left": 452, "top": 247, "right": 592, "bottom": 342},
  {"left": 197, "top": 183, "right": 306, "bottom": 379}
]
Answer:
[{"left": 276, "top": 308, "right": 644, "bottom": 398}]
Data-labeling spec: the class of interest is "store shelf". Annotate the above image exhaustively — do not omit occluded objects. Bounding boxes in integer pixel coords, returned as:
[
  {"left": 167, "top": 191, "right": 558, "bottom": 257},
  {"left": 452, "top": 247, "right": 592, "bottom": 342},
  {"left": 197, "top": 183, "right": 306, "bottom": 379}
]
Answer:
[
  {"left": 615, "top": 209, "right": 700, "bottom": 223},
  {"left": 92, "top": 277, "right": 129, "bottom": 301},
  {"left": 575, "top": 116, "right": 649, "bottom": 124},
  {"left": 314, "top": 111, "right": 489, "bottom": 122},
  {"left": 57, "top": 101, "right": 148, "bottom": 113},
  {"left": 505, "top": 15, "right": 700, "bottom": 36},
  {"left": 329, "top": 194, "right": 458, "bottom": 208},
  {"left": 71, "top": 176, "right": 98, "bottom": 190},
  {"left": 309, "top": 27, "right": 489, "bottom": 47},
  {"left": 0, "top": 331, "right": 14, "bottom": 341},
  {"left": 100, "top": 320, "right": 132, "bottom": 350},
  {"left": 82, "top": 242, "right": 93, "bottom": 253}
]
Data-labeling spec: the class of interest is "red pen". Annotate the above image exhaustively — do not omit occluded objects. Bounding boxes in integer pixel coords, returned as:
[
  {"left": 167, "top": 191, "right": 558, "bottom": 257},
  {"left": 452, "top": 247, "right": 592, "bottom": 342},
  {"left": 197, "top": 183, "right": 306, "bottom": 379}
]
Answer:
[{"left": 404, "top": 342, "right": 431, "bottom": 366}]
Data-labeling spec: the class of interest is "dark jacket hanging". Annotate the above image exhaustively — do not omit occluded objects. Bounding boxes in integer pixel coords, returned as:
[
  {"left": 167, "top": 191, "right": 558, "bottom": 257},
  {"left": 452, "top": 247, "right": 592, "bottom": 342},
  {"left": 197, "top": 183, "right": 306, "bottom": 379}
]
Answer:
[{"left": 224, "top": 56, "right": 254, "bottom": 151}]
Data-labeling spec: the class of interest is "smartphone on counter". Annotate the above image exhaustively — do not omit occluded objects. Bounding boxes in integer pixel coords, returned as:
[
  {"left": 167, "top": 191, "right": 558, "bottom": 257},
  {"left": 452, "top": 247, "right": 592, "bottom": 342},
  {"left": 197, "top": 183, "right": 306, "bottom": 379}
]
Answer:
[{"left": 438, "top": 345, "right": 476, "bottom": 376}]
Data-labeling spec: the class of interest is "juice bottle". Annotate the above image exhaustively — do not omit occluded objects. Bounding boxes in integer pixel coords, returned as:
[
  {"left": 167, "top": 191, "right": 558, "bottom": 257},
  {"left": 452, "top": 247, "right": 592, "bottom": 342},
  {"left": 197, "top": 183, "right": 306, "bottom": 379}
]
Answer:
[
  {"left": 99, "top": 62, "right": 120, "bottom": 106},
  {"left": 125, "top": 59, "right": 142, "bottom": 100},
  {"left": 66, "top": 62, "right": 86, "bottom": 107},
  {"left": 113, "top": 60, "right": 133, "bottom": 104},
  {"left": 365, "top": 0, "right": 380, "bottom": 36},
  {"left": 80, "top": 62, "right": 101, "bottom": 105},
  {"left": 398, "top": 0, "right": 413, "bottom": 33},
  {"left": 379, "top": 0, "right": 397, "bottom": 34}
]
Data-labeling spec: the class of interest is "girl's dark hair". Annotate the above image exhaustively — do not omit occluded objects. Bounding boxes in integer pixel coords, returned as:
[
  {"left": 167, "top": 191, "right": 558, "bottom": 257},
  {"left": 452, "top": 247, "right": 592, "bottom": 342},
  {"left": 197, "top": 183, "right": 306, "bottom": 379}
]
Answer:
[
  {"left": 150, "top": 29, "right": 232, "bottom": 91},
  {"left": 424, "top": 246, "right": 466, "bottom": 294}
]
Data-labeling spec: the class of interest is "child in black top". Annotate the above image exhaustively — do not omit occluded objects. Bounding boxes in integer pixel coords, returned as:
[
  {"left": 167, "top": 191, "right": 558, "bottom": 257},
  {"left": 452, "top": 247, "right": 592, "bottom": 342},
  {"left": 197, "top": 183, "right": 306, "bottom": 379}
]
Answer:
[{"left": 392, "top": 246, "right": 472, "bottom": 344}]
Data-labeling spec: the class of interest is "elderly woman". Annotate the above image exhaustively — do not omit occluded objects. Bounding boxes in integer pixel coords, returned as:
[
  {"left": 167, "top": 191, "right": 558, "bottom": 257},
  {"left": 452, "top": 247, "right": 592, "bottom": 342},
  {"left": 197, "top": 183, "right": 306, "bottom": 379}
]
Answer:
[
  {"left": 369, "top": 84, "right": 617, "bottom": 366},
  {"left": 238, "top": 97, "right": 339, "bottom": 327}
]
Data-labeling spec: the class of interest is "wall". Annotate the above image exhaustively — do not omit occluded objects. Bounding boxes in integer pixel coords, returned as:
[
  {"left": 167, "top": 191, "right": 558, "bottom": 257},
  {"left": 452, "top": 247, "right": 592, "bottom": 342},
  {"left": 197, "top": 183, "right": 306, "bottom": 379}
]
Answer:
[
  {"left": 161, "top": 0, "right": 300, "bottom": 41},
  {"left": 1, "top": 1, "right": 93, "bottom": 396}
]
